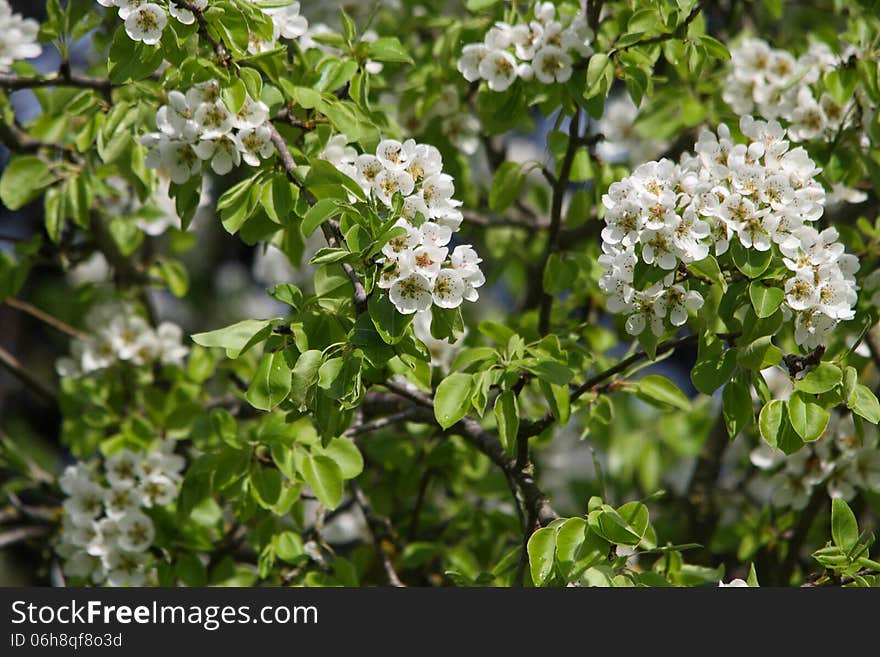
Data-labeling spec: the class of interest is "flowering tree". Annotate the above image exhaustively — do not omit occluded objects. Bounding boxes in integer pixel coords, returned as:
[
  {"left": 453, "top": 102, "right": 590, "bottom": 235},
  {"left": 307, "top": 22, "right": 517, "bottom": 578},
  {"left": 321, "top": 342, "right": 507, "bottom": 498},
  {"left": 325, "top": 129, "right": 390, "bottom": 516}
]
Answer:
[{"left": 1, "top": 0, "right": 879, "bottom": 588}]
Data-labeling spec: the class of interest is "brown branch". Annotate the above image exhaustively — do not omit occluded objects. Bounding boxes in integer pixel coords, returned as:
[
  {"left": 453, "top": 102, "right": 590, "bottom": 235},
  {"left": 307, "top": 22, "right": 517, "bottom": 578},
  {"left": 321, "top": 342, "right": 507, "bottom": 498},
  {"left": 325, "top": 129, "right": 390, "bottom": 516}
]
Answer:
[
  {"left": 0, "top": 70, "right": 113, "bottom": 100},
  {"left": 0, "top": 525, "right": 51, "bottom": 549},
  {"left": 0, "top": 345, "right": 58, "bottom": 404},
  {"left": 382, "top": 379, "right": 559, "bottom": 528},
  {"left": 265, "top": 121, "right": 368, "bottom": 314},
  {"left": 537, "top": 111, "right": 581, "bottom": 336},
  {"left": 344, "top": 409, "right": 420, "bottom": 437},
  {"left": 170, "top": 1, "right": 229, "bottom": 65},
  {"left": 4, "top": 298, "right": 86, "bottom": 339},
  {"left": 350, "top": 481, "right": 405, "bottom": 587}
]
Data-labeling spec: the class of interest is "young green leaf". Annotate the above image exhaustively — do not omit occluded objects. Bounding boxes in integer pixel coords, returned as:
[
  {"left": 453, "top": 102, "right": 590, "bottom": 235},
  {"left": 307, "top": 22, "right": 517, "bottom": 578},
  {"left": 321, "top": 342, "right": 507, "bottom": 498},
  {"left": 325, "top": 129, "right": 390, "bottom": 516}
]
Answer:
[
  {"left": 191, "top": 319, "right": 277, "bottom": 359},
  {"left": 634, "top": 374, "right": 690, "bottom": 411},
  {"left": 795, "top": 363, "right": 842, "bottom": 395},
  {"left": 246, "top": 351, "right": 292, "bottom": 411},
  {"left": 748, "top": 282, "right": 784, "bottom": 319},
  {"left": 787, "top": 392, "right": 829, "bottom": 442},
  {"left": 494, "top": 390, "right": 519, "bottom": 455},
  {"left": 722, "top": 377, "right": 753, "bottom": 439},
  {"left": 527, "top": 526, "right": 557, "bottom": 586},
  {"left": 434, "top": 372, "right": 474, "bottom": 429},
  {"left": 299, "top": 453, "right": 344, "bottom": 509},
  {"left": 831, "top": 498, "right": 858, "bottom": 552}
]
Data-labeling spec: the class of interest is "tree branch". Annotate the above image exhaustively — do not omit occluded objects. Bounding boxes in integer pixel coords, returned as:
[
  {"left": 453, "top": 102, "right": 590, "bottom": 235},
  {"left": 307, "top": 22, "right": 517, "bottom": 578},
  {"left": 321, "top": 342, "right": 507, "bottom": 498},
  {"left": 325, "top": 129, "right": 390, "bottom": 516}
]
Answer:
[
  {"left": 265, "top": 121, "right": 368, "bottom": 314},
  {"left": 170, "top": 1, "right": 229, "bottom": 64},
  {"left": 0, "top": 70, "right": 113, "bottom": 100},
  {"left": 537, "top": 111, "right": 581, "bottom": 335},
  {"left": 350, "top": 481, "right": 405, "bottom": 587},
  {"left": 0, "top": 525, "right": 51, "bottom": 549},
  {"left": 0, "top": 345, "right": 58, "bottom": 404},
  {"left": 4, "top": 298, "right": 86, "bottom": 339},
  {"left": 382, "top": 379, "right": 559, "bottom": 527}
]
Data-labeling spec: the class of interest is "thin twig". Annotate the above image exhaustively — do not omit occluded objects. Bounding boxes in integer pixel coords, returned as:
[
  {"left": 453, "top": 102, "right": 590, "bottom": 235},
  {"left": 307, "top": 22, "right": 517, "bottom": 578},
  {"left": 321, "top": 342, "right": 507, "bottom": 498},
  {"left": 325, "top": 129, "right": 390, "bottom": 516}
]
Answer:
[
  {"left": 0, "top": 345, "right": 58, "bottom": 404},
  {"left": 350, "top": 481, "right": 405, "bottom": 587},
  {"left": 265, "top": 121, "right": 368, "bottom": 314},
  {"left": 344, "top": 410, "right": 420, "bottom": 437},
  {"left": 170, "top": 1, "right": 229, "bottom": 64},
  {"left": 5, "top": 298, "right": 86, "bottom": 339},
  {"left": 0, "top": 525, "right": 51, "bottom": 549},
  {"left": 537, "top": 111, "right": 581, "bottom": 336}
]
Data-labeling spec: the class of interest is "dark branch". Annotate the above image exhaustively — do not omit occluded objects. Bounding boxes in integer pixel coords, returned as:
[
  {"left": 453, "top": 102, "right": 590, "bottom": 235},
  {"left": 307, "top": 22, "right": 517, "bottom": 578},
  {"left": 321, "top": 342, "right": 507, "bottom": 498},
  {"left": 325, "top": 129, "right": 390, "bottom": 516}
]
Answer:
[{"left": 537, "top": 111, "right": 582, "bottom": 335}]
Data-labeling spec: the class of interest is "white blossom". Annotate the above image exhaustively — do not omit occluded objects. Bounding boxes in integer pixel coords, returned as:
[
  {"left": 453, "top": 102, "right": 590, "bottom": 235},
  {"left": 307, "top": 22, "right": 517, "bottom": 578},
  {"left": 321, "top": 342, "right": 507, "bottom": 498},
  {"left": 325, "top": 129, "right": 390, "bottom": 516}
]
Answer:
[
  {"left": 458, "top": 8, "right": 594, "bottom": 90},
  {"left": 598, "top": 116, "right": 857, "bottom": 346},
  {"left": 123, "top": 3, "right": 167, "bottom": 45},
  {"left": 0, "top": 0, "right": 41, "bottom": 72}
]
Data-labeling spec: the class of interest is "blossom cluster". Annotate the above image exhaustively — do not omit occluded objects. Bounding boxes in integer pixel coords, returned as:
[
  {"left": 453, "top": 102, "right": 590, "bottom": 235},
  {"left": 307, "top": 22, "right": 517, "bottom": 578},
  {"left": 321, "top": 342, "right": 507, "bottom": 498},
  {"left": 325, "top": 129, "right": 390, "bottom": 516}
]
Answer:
[
  {"left": 321, "top": 136, "right": 485, "bottom": 314},
  {"left": 100, "top": 0, "right": 308, "bottom": 49},
  {"left": 599, "top": 116, "right": 858, "bottom": 347},
  {"left": 457, "top": 2, "right": 593, "bottom": 91},
  {"left": 0, "top": 0, "right": 41, "bottom": 72},
  {"left": 750, "top": 410, "right": 880, "bottom": 509},
  {"left": 723, "top": 38, "right": 861, "bottom": 142},
  {"left": 56, "top": 442, "right": 185, "bottom": 586},
  {"left": 141, "top": 79, "right": 273, "bottom": 183},
  {"left": 56, "top": 301, "right": 189, "bottom": 377},
  {"left": 596, "top": 94, "right": 669, "bottom": 165},
  {"left": 246, "top": 0, "right": 309, "bottom": 54}
]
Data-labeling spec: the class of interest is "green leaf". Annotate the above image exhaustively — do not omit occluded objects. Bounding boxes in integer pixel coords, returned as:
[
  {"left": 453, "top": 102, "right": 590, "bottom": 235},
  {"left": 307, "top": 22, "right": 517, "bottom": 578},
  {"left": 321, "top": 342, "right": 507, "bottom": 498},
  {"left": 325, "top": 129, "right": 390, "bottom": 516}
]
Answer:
[
  {"left": 191, "top": 319, "right": 276, "bottom": 359},
  {"left": 489, "top": 161, "right": 523, "bottom": 213},
  {"left": 152, "top": 258, "right": 189, "bottom": 297},
  {"left": 847, "top": 384, "right": 880, "bottom": 424},
  {"left": 634, "top": 374, "right": 690, "bottom": 411},
  {"left": 831, "top": 498, "right": 858, "bottom": 551},
  {"left": 699, "top": 35, "right": 731, "bottom": 60},
  {"left": 787, "top": 392, "right": 829, "bottom": 442},
  {"left": 108, "top": 27, "right": 163, "bottom": 82},
  {"left": 688, "top": 256, "right": 726, "bottom": 290},
  {"left": 319, "top": 438, "right": 363, "bottom": 480},
  {"left": 758, "top": 400, "right": 785, "bottom": 449},
  {"left": 246, "top": 350, "right": 292, "bottom": 411},
  {"left": 299, "top": 453, "right": 343, "bottom": 509},
  {"left": 522, "top": 360, "right": 573, "bottom": 386},
  {"left": 730, "top": 240, "right": 772, "bottom": 278},
  {"left": 369, "top": 293, "right": 414, "bottom": 345},
  {"left": 250, "top": 467, "right": 282, "bottom": 507},
  {"left": 722, "top": 377, "right": 753, "bottom": 439},
  {"left": 543, "top": 253, "right": 577, "bottom": 295},
  {"left": 430, "top": 305, "right": 465, "bottom": 342},
  {"left": 543, "top": 382, "right": 571, "bottom": 428},
  {"left": 591, "top": 507, "right": 643, "bottom": 546},
  {"left": 269, "top": 283, "right": 303, "bottom": 310},
  {"left": 795, "top": 363, "right": 842, "bottom": 395},
  {"left": 275, "top": 531, "right": 305, "bottom": 563},
  {"left": 466, "top": 0, "right": 500, "bottom": 9},
  {"left": 585, "top": 53, "right": 612, "bottom": 99},
  {"left": 0, "top": 156, "right": 56, "bottom": 210},
  {"left": 748, "top": 282, "right": 784, "bottom": 319},
  {"left": 218, "top": 176, "right": 260, "bottom": 234},
  {"left": 261, "top": 174, "right": 297, "bottom": 224},
  {"left": 527, "top": 526, "right": 557, "bottom": 587},
  {"left": 434, "top": 372, "right": 474, "bottom": 429},
  {"left": 494, "top": 390, "right": 519, "bottom": 455},
  {"left": 302, "top": 198, "right": 342, "bottom": 237},
  {"left": 737, "top": 336, "right": 783, "bottom": 370},
  {"left": 691, "top": 343, "right": 738, "bottom": 395},
  {"left": 290, "top": 350, "right": 323, "bottom": 409},
  {"left": 365, "top": 37, "right": 413, "bottom": 63}
]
